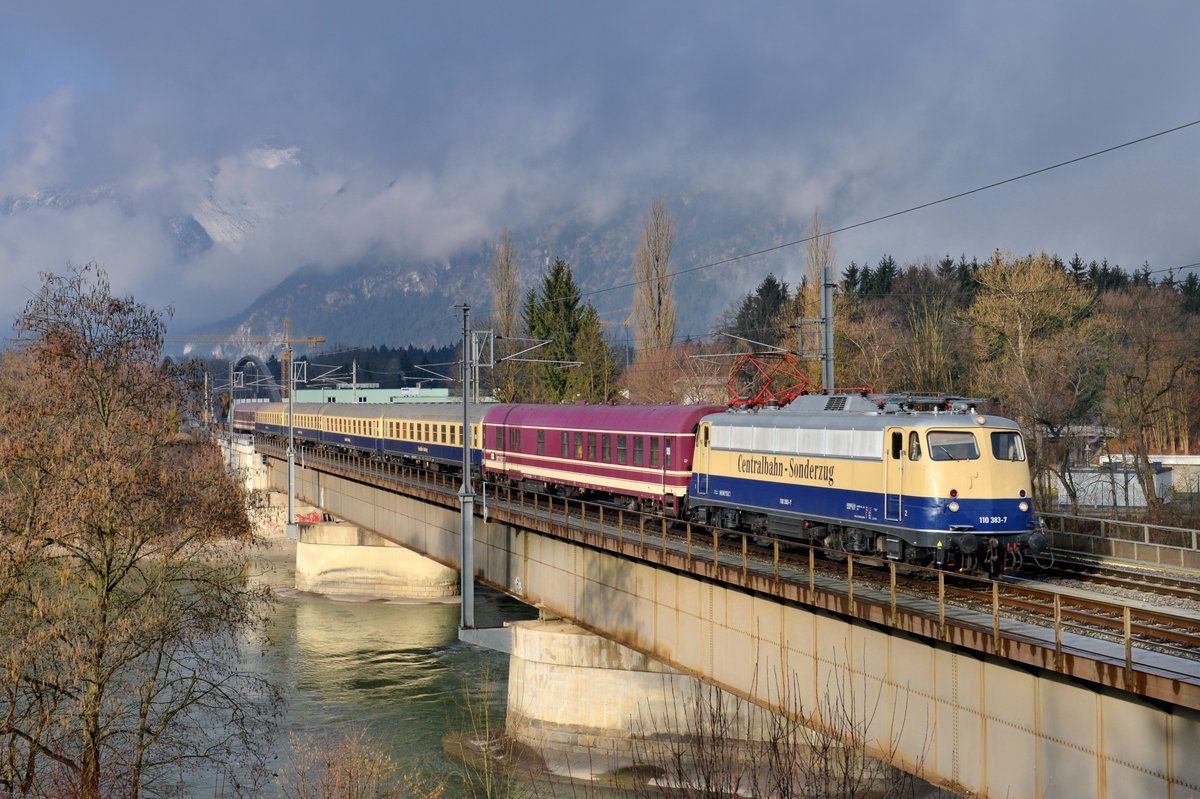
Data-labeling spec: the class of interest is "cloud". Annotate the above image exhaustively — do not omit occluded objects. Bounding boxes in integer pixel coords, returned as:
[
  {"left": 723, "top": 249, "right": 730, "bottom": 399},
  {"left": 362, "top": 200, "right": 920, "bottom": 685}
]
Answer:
[
  {"left": 0, "top": 88, "right": 77, "bottom": 198},
  {"left": 2, "top": 2, "right": 1200, "bottom": 332}
]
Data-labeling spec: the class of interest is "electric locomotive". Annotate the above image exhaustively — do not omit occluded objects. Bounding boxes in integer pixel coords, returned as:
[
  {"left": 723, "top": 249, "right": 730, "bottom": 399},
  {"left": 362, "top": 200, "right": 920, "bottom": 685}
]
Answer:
[{"left": 687, "top": 393, "right": 1047, "bottom": 574}]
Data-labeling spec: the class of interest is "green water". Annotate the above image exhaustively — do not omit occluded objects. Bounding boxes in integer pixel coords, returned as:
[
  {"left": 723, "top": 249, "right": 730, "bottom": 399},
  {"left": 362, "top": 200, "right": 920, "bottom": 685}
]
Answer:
[{"left": 228, "top": 543, "right": 539, "bottom": 796}]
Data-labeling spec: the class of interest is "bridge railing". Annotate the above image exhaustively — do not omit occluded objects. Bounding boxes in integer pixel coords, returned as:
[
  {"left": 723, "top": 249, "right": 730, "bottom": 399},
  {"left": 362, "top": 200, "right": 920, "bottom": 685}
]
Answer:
[{"left": 1040, "top": 511, "right": 1200, "bottom": 569}]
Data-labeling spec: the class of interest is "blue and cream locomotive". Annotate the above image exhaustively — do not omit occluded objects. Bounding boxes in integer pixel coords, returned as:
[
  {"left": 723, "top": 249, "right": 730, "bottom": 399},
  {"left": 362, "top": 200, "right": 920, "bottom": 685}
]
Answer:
[{"left": 687, "top": 393, "right": 1047, "bottom": 574}]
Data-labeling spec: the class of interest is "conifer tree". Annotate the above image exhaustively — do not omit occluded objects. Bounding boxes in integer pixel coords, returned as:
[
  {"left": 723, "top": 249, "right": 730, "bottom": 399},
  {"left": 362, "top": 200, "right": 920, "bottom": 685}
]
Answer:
[{"left": 522, "top": 258, "right": 585, "bottom": 402}]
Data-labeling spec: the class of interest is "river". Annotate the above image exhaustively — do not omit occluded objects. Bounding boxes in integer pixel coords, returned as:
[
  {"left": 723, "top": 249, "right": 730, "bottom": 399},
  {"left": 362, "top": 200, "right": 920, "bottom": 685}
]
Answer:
[{"left": 238, "top": 537, "right": 540, "bottom": 797}]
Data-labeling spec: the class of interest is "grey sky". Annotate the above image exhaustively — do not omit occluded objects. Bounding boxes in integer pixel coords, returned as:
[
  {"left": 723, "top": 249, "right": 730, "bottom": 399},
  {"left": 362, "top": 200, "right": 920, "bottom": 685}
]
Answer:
[{"left": 2, "top": 1, "right": 1198, "bottom": 333}]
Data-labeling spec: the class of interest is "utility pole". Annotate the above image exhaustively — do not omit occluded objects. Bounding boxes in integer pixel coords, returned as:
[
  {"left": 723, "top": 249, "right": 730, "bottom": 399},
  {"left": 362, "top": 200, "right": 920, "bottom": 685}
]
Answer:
[
  {"left": 228, "top": 361, "right": 235, "bottom": 469},
  {"left": 798, "top": 265, "right": 837, "bottom": 390},
  {"left": 822, "top": 265, "right": 835, "bottom": 389},
  {"left": 285, "top": 341, "right": 297, "bottom": 539},
  {"left": 456, "top": 304, "right": 476, "bottom": 630}
]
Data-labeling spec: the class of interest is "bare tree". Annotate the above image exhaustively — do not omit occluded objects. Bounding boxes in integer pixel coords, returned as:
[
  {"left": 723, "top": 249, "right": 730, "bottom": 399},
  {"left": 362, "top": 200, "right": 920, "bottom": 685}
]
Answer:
[
  {"left": 836, "top": 306, "right": 905, "bottom": 393},
  {"left": 622, "top": 341, "right": 728, "bottom": 404},
  {"left": 0, "top": 265, "right": 278, "bottom": 798},
  {"left": 632, "top": 197, "right": 677, "bottom": 357},
  {"left": 278, "top": 728, "right": 444, "bottom": 799},
  {"left": 1097, "top": 286, "right": 1199, "bottom": 510},
  {"left": 489, "top": 228, "right": 525, "bottom": 402},
  {"left": 961, "top": 252, "right": 1099, "bottom": 504}
]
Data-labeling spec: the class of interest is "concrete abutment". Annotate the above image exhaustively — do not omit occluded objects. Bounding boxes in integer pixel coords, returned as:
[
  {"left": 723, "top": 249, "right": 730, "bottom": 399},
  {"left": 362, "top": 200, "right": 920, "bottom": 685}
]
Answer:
[{"left": 295, "top": 521, "right": 460, "bottom": 598}]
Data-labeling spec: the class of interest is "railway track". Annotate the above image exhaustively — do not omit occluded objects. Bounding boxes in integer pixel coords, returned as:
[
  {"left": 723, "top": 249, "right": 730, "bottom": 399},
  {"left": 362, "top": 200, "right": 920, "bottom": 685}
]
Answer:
[{"left": 1022, "top": 553, "right": 1200, "bottom": 606}]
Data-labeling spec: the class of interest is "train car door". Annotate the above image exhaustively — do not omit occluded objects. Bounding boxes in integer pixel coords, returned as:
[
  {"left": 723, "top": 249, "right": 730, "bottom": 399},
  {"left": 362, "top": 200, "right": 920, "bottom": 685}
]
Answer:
[
  {"left": 884, "top": 428, "right": 904, "bottom": 521},
  {"left": 696, "top": 423, "right": 711, "bottom": 495}
]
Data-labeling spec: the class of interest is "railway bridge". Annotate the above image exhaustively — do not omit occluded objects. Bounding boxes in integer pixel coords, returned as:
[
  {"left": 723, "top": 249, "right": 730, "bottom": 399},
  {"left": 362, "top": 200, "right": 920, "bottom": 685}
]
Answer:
[{"left": 246, "top": 438, "right": 1199, "bottom": 799}]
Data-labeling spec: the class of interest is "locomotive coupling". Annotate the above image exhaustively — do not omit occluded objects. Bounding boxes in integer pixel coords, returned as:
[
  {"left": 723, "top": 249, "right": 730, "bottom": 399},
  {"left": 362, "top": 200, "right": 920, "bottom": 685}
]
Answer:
[{"left": 950, "top": 532, "right": 978, "bottom": 554}]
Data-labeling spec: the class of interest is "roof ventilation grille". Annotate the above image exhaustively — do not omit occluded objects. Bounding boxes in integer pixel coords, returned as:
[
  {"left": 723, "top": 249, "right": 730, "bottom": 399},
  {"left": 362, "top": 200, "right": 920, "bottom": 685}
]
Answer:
[{"left": 824, "top": 396, "right": 847, "bottom": 412}]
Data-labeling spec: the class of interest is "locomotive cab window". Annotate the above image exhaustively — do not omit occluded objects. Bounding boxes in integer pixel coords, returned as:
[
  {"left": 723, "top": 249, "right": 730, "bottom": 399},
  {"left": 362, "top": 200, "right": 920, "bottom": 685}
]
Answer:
[
  {"left": 928, "top": 431, "right": 980, "bottom": 461},
  {"left": 890, "top": 431, "right": 903, "bottom": 460},
  {"left": 908, "top": 431, "right": 922, "bottom": 461},
  {"left": 990, "top": 431, "right": 1026, "bottom": 461}
]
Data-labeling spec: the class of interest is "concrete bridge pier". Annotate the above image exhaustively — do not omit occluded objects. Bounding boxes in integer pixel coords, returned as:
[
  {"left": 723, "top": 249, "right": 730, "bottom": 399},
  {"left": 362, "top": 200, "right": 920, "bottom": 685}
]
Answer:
[
  {"left": 295, "top": 521, "right": 460, "bottom": 599},
  {"left": 504, "top": 619, "right": 882, "bottom": 792}
]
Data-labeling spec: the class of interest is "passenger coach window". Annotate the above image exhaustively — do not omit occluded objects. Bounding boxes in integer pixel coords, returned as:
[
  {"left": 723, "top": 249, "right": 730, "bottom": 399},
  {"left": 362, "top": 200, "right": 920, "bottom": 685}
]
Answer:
[
  {"left": 650, "top": 437, "right": 660, "bottom": 468},
  {"left": 601, "top": 435, "right": 611, "bottom": 462},
  {"left": 908, "top": 431, "right": 922, "bottom": 461},
  {"left": 574, "top": 432, "right": 583, "bottom": 459},
  {"left": 617, "top": 436, "right": 627, "bottom": 464},
  {"left": 928, "top": 431, "right": 981, "bottom": 461},
  {"left": 495, "top": 428, "right": 503, "bottom": 448},
  {"left": 991, "top": 431, "right": 1026, "bottom": 461},
  {"left": 561, "top": 432, "right": 569, "bottom": 458},
  {"left": 537, "top": 430, "right": 545, "bottom": 455},
  {"left": 587, "top": 434, "right": 597, "bottom": 460},
  {"left": 633, "top": 437, "right": 643, "bottom": 465}
]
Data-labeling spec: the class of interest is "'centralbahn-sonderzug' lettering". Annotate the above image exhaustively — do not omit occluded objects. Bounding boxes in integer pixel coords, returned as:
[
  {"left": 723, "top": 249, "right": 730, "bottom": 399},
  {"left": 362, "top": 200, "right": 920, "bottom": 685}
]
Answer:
[{"left": 736, "top": 455, "right": 835, "bottom": 485}]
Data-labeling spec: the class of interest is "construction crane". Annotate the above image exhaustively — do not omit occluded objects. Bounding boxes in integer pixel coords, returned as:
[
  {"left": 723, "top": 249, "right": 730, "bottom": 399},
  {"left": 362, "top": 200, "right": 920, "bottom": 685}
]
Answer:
[
  {"left": 165, "top": 317, "right": 325, "bottom": 400},
  {"left": 166, "top": 318, "right": 324, "bottom": 539},
  {"left": 600, "top": 308, "right": 635, "bottom": 366}
]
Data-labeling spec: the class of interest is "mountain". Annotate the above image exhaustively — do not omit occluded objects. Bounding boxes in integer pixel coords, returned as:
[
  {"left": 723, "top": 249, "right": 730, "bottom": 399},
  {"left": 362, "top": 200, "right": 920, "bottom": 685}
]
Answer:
[{"left": 204, "top": 191, "right": 807, "bottom": 349}]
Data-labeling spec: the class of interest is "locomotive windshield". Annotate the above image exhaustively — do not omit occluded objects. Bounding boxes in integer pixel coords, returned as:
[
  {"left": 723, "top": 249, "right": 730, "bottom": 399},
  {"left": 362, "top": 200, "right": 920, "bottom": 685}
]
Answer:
[
  {"left": 990, "top": 431, "right": 1026, "bottom": 461},
  {"left": 927, "top": 430, "right": 980, "bottom": 461}
]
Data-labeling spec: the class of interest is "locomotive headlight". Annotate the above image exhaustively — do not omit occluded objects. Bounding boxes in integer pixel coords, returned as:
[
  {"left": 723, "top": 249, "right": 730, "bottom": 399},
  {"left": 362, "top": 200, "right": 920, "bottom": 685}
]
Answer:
[
  {"left": 1018, "top": 501, "right": 1029, "bottom": 512},
  {"left": 948, "top": 501, "right": 960, "bottom": 513}
]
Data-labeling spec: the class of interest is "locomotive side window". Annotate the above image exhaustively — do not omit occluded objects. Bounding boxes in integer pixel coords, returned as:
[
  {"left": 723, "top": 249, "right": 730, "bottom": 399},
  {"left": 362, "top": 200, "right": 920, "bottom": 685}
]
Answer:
[
  {"left": 990, "top": 431, "right": 1026, "bottom": 461},
  {"left": 908, "top": 431, "right": 922, "bottom": 461},
  {"left": 890, "top": 431, "right": 903, "bottom": 460},
  {"left": 928, "top": 431, "right": 980, "bottom": 461}
]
